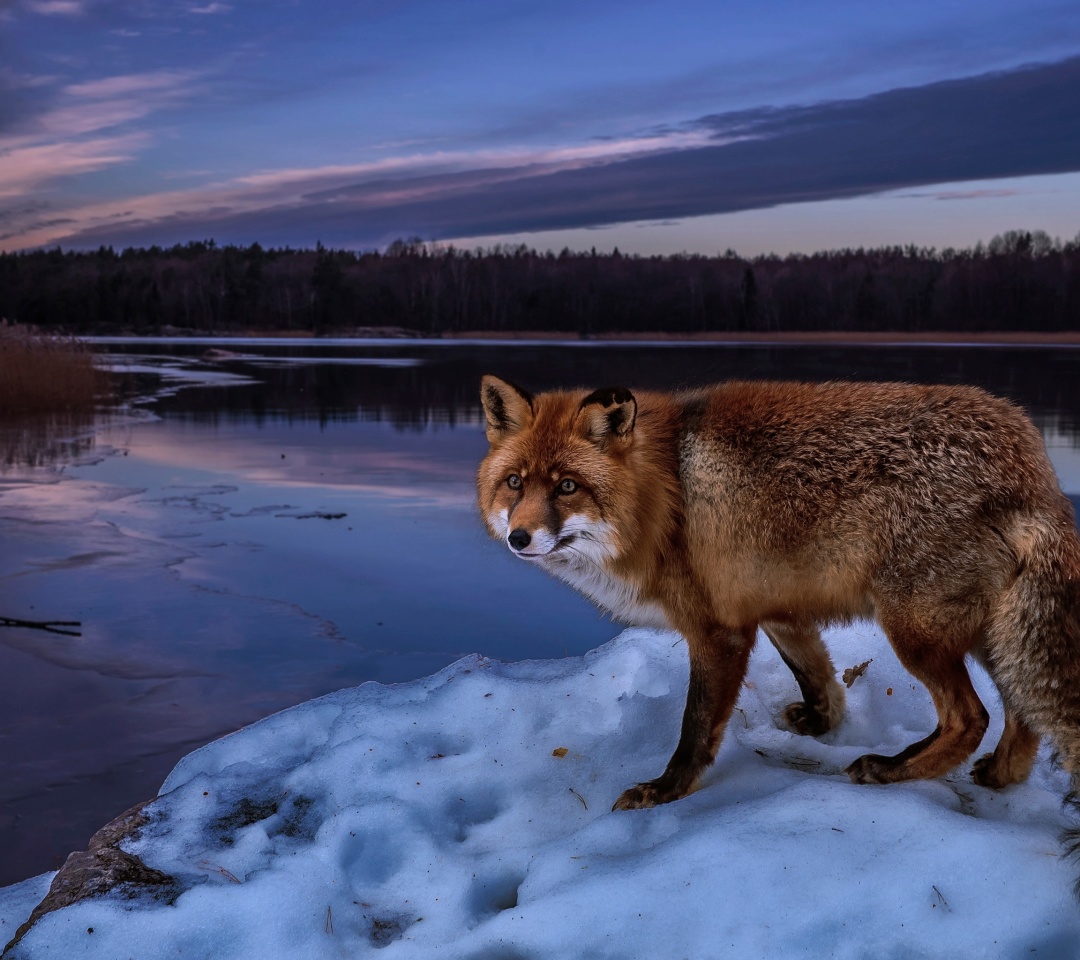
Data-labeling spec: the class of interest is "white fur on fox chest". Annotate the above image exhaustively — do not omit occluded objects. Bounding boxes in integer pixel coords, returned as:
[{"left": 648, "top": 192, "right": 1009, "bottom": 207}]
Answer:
[
  {"left": 546, "top": 556, "right": 671, "bottom": 628},
  {"left": 488, "top": 508, "right": 671, "bottom": 628},
  {"left": 538, "top": 523, "right": 671, "bottom": 628}
]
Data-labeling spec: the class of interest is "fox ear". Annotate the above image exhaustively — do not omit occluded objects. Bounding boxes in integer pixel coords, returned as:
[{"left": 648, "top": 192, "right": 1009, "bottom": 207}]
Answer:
[
  {"left": 480, "top": 375, "right": 534, "bottom": 442},
  {"left": 577, "top": 386, "right": 637, "bottom": 446}
]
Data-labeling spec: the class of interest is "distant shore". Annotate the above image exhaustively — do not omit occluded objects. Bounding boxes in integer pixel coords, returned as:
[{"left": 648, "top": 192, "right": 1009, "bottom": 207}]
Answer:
[
  {"left": 95, "top": 327, "right": 1080, "bottom": 347},
  {"left": 445, "top": 329, "right": 1080, "bottom": 346}
]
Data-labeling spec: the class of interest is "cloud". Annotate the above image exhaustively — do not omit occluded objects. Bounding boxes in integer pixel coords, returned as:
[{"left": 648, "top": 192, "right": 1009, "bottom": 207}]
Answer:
[
  {"left": 28, "top": 69, "right": 202, "bottom": 135},
  {"left": 0, "top": 67, "right": 201, "bottom": 204},
  {"left": 8, "top": 55, "right": 1080, "bottom": 250},
  {"left": 935, "top": 190, "right": 1020, "bottom": 201},
  {"left": 0, "top": 66, "right": 200, "bottom": 141},
  {"left": 25, "top": 0, "right": 84, "bottom": 14},
  {"left": 0, "top": 129, "right": 718, "bottom": 247},
  {"left": 234, "top": 130, "right": 719, "bottom": 195},
  {"left": 0, "top": 134, "right": 147, "bottom": 200},
  {"left": 0, "top": 67, "right": 61, "bottom": 135},
  {"left": 898, "top": 188, "right": 1020, "bottom": 201},
  {"left": 65, "top": 70, "right": 197, "bottom": 100}
]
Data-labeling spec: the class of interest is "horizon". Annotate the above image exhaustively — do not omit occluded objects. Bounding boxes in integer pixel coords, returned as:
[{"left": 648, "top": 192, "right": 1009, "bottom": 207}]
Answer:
[
  {"left": 4, "top": 226, "right": 1069, "bottom": 262},
  {"left": 2, "top": 1, "right": 1080, "bottom": 256}
]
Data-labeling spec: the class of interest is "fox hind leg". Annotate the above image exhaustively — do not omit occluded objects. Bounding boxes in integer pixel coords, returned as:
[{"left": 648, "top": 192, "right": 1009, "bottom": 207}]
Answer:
[
  {"left": 762, "top": 621, "right": 846, "bottom": 737},
  {"left": 847, "top": 624, "right": 989, "bottom": 784},
  {"left": 971, "top": 708, "right": 1040, "bottom": 788}
]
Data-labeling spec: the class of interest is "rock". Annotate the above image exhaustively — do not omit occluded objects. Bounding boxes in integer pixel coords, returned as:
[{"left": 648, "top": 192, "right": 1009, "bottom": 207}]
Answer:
[{"left": 3, "top": 801, "right": 178, "bottom": 956}]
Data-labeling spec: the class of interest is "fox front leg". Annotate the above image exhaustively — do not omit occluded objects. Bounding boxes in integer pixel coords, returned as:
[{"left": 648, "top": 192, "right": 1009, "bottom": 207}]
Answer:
[{"left": 613, "top": 627, "right": 755, "bottom": 810}]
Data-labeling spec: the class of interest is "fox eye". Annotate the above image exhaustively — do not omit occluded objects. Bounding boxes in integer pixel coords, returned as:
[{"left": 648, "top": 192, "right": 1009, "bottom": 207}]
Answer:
[
  {"left": 558, "top": 478, "right": 578, "bottom": 495},
  {"left": 507, "top": 474, "right": 522, "bottom": 490}
]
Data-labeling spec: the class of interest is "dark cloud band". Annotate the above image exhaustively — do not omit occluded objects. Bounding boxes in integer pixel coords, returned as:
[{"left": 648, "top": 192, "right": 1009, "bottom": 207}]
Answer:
[{"left": 51, "top": 55, "right": 1080, "bottom": 250}]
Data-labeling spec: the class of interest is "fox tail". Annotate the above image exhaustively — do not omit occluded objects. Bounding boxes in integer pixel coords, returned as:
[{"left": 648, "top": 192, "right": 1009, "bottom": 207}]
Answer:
[{"left": 985, "top": 513, "right": 1080, "bottom": 896}]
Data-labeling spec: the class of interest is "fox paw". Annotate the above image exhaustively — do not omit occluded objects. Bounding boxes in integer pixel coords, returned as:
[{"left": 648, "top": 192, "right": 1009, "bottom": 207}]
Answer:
[
  {"left": 783, "top": 701, "right": 831, "bottom": 737},
  {"left": 611, "top": 776, "right": 691, "bottom": 811},
  {"left": 971, "top": 752, "right": 1023, "bottom": 789},
  {"left": 845, "top": 753, "right": 901, "bottom": 785}
]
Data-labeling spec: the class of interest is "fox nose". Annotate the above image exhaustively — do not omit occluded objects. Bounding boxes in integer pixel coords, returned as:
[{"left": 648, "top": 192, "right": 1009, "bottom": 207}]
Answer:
[{"left": 508, "top": 528, "right": 531, "bottom": 551}]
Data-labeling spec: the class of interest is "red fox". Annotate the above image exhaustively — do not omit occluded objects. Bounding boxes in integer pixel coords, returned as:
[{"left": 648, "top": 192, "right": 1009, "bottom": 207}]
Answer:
[{"left": 477, "top": 375, "right": 1080, "bottom": 818}]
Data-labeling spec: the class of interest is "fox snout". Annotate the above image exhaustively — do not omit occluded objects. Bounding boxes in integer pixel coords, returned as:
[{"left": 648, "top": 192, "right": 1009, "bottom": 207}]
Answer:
[
  {"left": 505, "top": 523, "right": 560, "bottom": 557},
  {"left": 508, "top": 528, "right": 532, "bottom": 551}
]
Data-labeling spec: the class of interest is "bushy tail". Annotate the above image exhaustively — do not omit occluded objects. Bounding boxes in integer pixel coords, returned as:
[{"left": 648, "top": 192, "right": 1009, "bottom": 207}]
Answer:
[
  {"left": 985, "top": 514, "right": 1080, "bottom": 897},
  {"left": 1062, "top": 792, "right": 1080, "bottom": 899}
]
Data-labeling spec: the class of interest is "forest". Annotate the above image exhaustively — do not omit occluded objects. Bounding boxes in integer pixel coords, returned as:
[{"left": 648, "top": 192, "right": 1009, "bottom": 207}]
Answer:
[{"left": 1, "top": 229, "right": 1078, "bottom": 336}]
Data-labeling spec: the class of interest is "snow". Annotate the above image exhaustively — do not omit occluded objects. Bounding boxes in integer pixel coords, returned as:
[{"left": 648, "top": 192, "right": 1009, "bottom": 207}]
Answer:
[{"left": 3, "top": 623, "right": 1080, "bottom": 958}]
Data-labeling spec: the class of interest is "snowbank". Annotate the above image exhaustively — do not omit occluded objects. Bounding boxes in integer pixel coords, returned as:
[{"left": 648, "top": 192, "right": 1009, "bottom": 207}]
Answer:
[{"left": 3, "top": 625, "right": 1079, "bottom": 958}]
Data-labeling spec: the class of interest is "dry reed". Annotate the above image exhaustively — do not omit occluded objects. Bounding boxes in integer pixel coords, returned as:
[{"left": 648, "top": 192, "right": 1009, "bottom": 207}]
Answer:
[{"left": 0, "top": 323, "right": 105, "bottom": 415}]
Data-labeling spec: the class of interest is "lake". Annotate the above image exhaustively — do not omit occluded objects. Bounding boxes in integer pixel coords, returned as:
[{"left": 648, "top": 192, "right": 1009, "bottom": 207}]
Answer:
[{"left": 3, "top": 337, "right": 1080, "bottom": 888}]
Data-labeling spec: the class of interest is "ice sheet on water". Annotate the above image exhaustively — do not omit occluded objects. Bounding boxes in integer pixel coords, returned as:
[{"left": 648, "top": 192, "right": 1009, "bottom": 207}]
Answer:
[
  {"left": 3, "top": 624, "right": 1080, "bottom": 958},
  {"left": 245, "top": 356, "right": 424, "bottom": 367},
  {"left": 96, "top": 356, "right": 256, "bottom": 388}
]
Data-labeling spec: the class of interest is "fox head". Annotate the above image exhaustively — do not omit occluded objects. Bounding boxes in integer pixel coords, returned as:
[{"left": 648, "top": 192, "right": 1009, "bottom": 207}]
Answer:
[{"left": 476, "top": 375, "right": 638, "bottom": 569}]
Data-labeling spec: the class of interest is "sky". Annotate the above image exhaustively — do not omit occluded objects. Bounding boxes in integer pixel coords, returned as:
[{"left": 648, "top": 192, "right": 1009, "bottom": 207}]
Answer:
[{"left": 2, "top": 0, "right": 1080, "bottom": 256}]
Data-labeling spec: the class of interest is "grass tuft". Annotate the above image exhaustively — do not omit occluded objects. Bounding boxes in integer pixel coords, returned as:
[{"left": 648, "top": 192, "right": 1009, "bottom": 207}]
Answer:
[{"left": 0, "top": 323, "right": 105, "bottom": 415}]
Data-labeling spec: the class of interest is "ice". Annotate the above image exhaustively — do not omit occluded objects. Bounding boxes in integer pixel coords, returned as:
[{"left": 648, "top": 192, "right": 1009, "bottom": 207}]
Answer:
[
  {"left": 0, "top": 400, "right": 619, "bottom": 887},
  {"left": 3, "top": 623, "right": 1079, "bottom": 958}
]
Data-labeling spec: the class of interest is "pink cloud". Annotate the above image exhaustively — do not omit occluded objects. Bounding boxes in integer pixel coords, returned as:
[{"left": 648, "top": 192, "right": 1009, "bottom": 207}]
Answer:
[
  {"left": 933, "top": 189, "right": 1019, "bottom": 200},
  {"left": 0, "top": 135, "right": 147, "bottom": 198},
  {"left": 65, "top": 70, "right": 197, "bottom": 100},
  {"left": 26, "top": 0, "right": 85, "bottom": 15}
]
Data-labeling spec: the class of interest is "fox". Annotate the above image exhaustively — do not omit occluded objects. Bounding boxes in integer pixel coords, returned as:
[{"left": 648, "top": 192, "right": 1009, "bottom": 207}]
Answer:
[{"left": 476, "top": 374, "right": 1080, "bottom": 821}]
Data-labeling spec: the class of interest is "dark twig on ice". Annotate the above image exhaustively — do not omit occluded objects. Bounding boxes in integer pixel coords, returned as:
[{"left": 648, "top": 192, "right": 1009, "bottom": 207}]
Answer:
[{"left": 1, "top": 616, "right": 82, "bottom": 637}]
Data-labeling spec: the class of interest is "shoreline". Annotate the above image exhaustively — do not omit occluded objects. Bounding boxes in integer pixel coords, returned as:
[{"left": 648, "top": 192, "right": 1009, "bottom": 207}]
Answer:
[
  {"left": 80, "top": 328, "right": 1080, "bottom": 347},
  {"left": 445, "top": 329, "right": 1080, "bottom": 346}
]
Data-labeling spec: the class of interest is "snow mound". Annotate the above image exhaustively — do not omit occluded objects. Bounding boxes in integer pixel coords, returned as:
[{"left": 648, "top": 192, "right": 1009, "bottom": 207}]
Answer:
[{"left": 4, "top": 625, "right": 1080, "bottom": 958}]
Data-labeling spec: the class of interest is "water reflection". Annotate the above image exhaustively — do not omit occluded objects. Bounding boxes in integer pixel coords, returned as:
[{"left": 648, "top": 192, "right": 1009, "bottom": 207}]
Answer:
[
  {"left": 3, "top": 339, "right": 1080, "bottom": 888},
  {"left": 0, "top": 412, "right": 97, "bottom": 468},
  {"left": 102, "top": 338, "right": 1080, "bottom": 437}
]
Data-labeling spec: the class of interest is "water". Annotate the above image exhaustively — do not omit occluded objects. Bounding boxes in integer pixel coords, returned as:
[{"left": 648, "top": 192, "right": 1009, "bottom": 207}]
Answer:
[{"left": 3, "top": 337, "right": 1080, "bottom": 888}]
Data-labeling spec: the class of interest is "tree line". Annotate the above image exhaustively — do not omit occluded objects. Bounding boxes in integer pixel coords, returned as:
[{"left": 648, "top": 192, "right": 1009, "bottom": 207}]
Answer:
[{"left": 1, "top": 230, "right": 1078, "bottom": 336}]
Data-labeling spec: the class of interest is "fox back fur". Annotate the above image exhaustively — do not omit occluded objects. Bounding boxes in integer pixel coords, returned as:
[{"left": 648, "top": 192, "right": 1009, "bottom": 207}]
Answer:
[{"left": 477, "top": 375, "right": 1080, "bottom": 822}]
